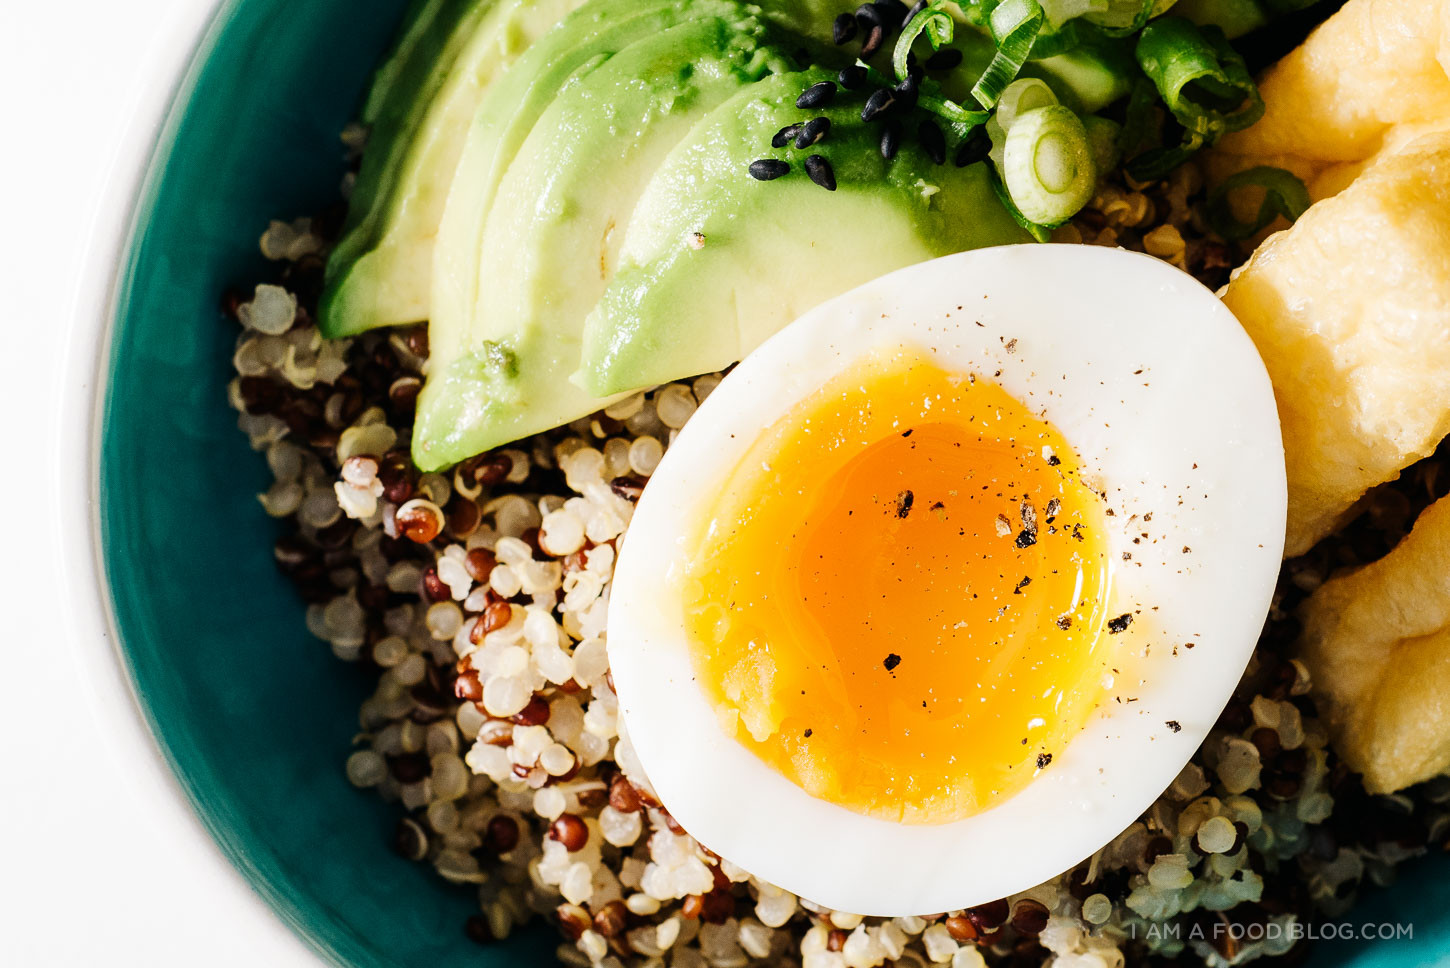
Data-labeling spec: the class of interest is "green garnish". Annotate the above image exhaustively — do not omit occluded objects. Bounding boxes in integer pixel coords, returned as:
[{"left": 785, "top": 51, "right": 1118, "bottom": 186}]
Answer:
[
  {"left": 972, "top": 0, "right": 1047, "bottom": 108},
  {"left": 1126, "top": 16, "right": 1261, "bottom": 177},
  {"left": 1002, "top": 104, "right": 1096, "bottom": 225},
  {"left": 1205, "top": 165, "right": 1310, "bottom": 240}
]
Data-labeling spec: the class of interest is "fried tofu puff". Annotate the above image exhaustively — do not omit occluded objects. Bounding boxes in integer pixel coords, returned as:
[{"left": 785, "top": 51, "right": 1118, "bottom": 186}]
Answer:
[
  {"left": 1299, "top": 497, "right": 1450, "bottom": 794},
  {"left": 1206, "top": 0, "right": 1450, "bottom": 200},
  {"left": 1221, "top": 133, "right": 1450, "bottom": 555}
]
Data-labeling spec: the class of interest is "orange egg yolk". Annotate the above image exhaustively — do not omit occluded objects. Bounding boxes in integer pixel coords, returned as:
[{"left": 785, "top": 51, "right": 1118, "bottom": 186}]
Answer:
[{"left": 680, "top": 349, "right": 1115, "bottom": 823}]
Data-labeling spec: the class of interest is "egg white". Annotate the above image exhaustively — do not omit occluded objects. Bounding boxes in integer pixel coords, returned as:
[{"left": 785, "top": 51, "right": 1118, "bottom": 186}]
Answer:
[{"left": 607, "top": 244, "right": 1286, "bottom": 915}]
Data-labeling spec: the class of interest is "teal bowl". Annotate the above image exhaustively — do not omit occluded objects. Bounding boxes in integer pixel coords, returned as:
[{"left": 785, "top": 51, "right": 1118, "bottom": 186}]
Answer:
[{"left": 93, "top": 0, "right": 1450, "bottom": 965}]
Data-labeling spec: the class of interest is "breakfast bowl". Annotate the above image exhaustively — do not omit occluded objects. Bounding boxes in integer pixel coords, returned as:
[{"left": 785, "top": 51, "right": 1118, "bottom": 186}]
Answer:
[{"left": 66, "top": 0, "right": 1450, "bottom": 965}]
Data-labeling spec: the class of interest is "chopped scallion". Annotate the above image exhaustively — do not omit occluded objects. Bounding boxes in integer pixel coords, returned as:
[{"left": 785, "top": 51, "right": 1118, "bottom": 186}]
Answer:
[
  {"left": 971, "top": 0, "right": 1047, "bottom": 108},
  {"left": 1002, "top": 104, "right": 1097, "bottom": 225},
  {"left": 1135, "top": 16, "right": 1262, "bottom": 140},
  {"left": 1205, "top": 165, "right": 1310, "bottom": 240}
]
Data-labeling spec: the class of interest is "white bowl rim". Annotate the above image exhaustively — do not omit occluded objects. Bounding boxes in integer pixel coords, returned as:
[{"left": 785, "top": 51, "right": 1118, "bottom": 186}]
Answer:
[{"left": 56, "top": 1, "right": 323, "bottom": 963}]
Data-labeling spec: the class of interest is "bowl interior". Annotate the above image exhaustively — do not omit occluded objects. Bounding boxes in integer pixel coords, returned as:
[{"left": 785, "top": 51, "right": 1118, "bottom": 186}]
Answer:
[
  {"left": 98, "top": 1, "right": 554, "bottom": 964},
  {"left": 97, "top": 0, "right": 1450, "bottom": 966}
]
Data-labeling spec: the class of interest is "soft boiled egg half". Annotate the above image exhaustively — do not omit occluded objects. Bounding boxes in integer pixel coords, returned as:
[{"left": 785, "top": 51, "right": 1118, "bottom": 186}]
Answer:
[{"left": 607, "top": 245, "right": 1287, "bottom": 916}]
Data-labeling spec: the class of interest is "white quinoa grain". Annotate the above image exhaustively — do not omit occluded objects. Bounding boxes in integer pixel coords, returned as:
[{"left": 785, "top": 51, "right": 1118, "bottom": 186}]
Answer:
[
  {"left": 1147, "top": 853, "right": 1195, "bottom": 890},
  {"left": 1198, "top": 815, "right": 1238, "bottom": 853},
  {"left": 534, "top": 786, "right": 567, "bottom": 821},
  {"left": 1216, "top": 737, "right": 1264, "bottom": 794},
  {"left": 541, "top": 509, "right": 587, "bottom": 556},
  {"left": 393, "top": 653, "right": 427, "bottom": 687},
  {"left": 921, "top": 923, "right": 958, "bottom": 963},
  {"left": 239, "top": 284, "right": 297, "bottom": 334},
  {"left": 951, "top": 946, "right": 987, "bottom": 968},
  {"left": 626, "top": 893, "right": 660, "bottom": 917},
  {"left": 656, "top": 384, "right": 697, "bottom": 428},
  {"left": 489, "top": 565, "right": 523, "bottom": 599},
  {"left": 431, "top": 754, "right": 470, "bottom": 801},
  {"left": 425, "top": 601, "right": 464, "bottom": 641},
  {"left": 372, "top": 636, "right": 408, "bottom": 668},
  {"left": 628, "top": 435, "right": 664, "bottom": 476},
  {"left": 604, "top": 393, "right": 645, "bottom": 421},
  {"left": 300, "top": 488, "right": 343, "bottom": 529},
  {"left": 540, "top": 743, "right": 576, "bottom": 776},
  {"left": 599, "top": 805, "right": 643, "bottom": 847},
  {"left": 323, "top": 595, "right": 365, "bottom": 646},
  {"left": 345, "top": 749, "right": 387, "bottom": 788},
  {"left": 483, "top": 676, "right": 531, "bottom": 718},
  {"left": 755, "top": 888, "right": 797, "bottom": 928},
  {"left": 561, "top": 862, "right": 593, "bottom": 905},
  {"left": 1081, "top": 893, "right": 1113, "bottom": 924}
]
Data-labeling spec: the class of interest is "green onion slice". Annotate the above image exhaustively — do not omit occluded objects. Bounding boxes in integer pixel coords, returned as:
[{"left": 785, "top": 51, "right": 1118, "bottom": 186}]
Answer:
[
  {"left": 1002, "top": 103, "right": 1097, "bottom": 225},
  {"left": 972, "top": 0, "right": 1047, "bottom": 108},
  {"left": 893, "top": 0, "right": 957, "bottom": 81},
  {"left": 1205, "top": 165, "right": 1310, "bottom": 240},
  {"left": 987, "top": 77, "right": 1060, "bottom": 169},
  {"left": 1135, "top": 16, "right": 1263, "bottom": 140}
]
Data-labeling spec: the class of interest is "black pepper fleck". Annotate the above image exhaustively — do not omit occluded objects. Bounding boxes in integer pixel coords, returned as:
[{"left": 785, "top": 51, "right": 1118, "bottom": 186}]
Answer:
[{"left": 895, "top": 489, "right": 914, "bottom": 518}]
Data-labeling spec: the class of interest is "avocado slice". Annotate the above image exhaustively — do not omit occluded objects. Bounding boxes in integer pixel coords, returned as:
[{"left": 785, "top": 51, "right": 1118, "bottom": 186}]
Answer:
[
  {"left": 428, "top": 0, "right": 806, "bottom": 358},
  {"left": 357, "top": 0, "right": 467, "bottom": 128},
  {"left": 413, "top": 12, "right": 790, "bottom": 470},
  {"left": 321, "top": 0, "right": 586, "bottom": 338},
  {"left": 573, "top": 69, "right": 1031, "bottom": 398}
]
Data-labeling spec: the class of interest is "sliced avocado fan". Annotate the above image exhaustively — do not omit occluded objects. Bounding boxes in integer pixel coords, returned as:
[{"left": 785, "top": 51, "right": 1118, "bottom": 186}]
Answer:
[
  {"left": 427, "top": 0, "right": 800, "bottom": 361},
  {"left": 572, "top": 68, "right": 1030, "bottom": 398},
  {"left": 321, "top": 0, "right": 587, "bottom": 338},
  {"left": 413, "top": 10, "right": 793, "bottom": 471}
]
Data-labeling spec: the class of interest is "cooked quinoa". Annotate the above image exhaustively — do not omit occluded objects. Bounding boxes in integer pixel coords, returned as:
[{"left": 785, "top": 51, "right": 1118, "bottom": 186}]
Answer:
[{"left": 225, "top": 163, "right": 1450, "bottom": 968}]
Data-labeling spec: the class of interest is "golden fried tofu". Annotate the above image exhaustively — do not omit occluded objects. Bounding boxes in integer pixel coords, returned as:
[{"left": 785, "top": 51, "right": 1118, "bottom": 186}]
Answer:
[
  {"left": 1299, "top": 497, "right": 1450, "bottom": 793},
  {"left": 1221, "top": 132, "right": 1450, "bottom": 556},
  {"left": 1208, "top": 0, "right": 1450, "bottom": 197}
]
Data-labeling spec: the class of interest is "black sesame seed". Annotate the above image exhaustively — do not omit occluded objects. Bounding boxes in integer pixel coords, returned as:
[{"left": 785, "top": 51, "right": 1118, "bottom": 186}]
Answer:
[
  {"left": 855, "top": 3, "right": 883, "bottom": 28},
  {"left": 918, "top": 119, "right": 946, "bottom": 164},
  {"left": 832, "top": 12, "right": 858, "bottom": 45},
  {"left": 894, "top": 69, "right": 921, "bottom": 109},
  {"left": 804, "top": 154, "right": 837, "bottom": 191},
  {"left": 860, "top": 23, "right": 885, "bottom": 58},
  {"left": 880, "top": 119, "right": 901, "bottom": 159},
  {"left": 954, "top": 126, "right": 992, "bottom": 167},
  {"left": 861, "top": 88, "right": 895, "bottom": 122},
  {"left": 772, "top": 123, "right": 802, "bottom": 149},
  {"left": 748, "top": 159, "right": 790, "bottom": 181},
  {"left": 838, "top": 64, "right": 868, "bottom": 90},
  {"left": 925, "top": 47, "right": 963, "bottom": 71},
  {"left": 797, "top": 81, "right": 837, "bottom": 110},
  {"left": 875, "top": 0, "right": 910, "bottom": 26},
  {"left": 794, "top": 116, "right": 831, "bottom": 149}
]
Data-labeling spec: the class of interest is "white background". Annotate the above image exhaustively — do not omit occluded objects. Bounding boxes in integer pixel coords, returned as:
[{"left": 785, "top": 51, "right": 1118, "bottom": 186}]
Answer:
[{"left": 3, "top": 1, "right": 318, "bottom": 963}]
